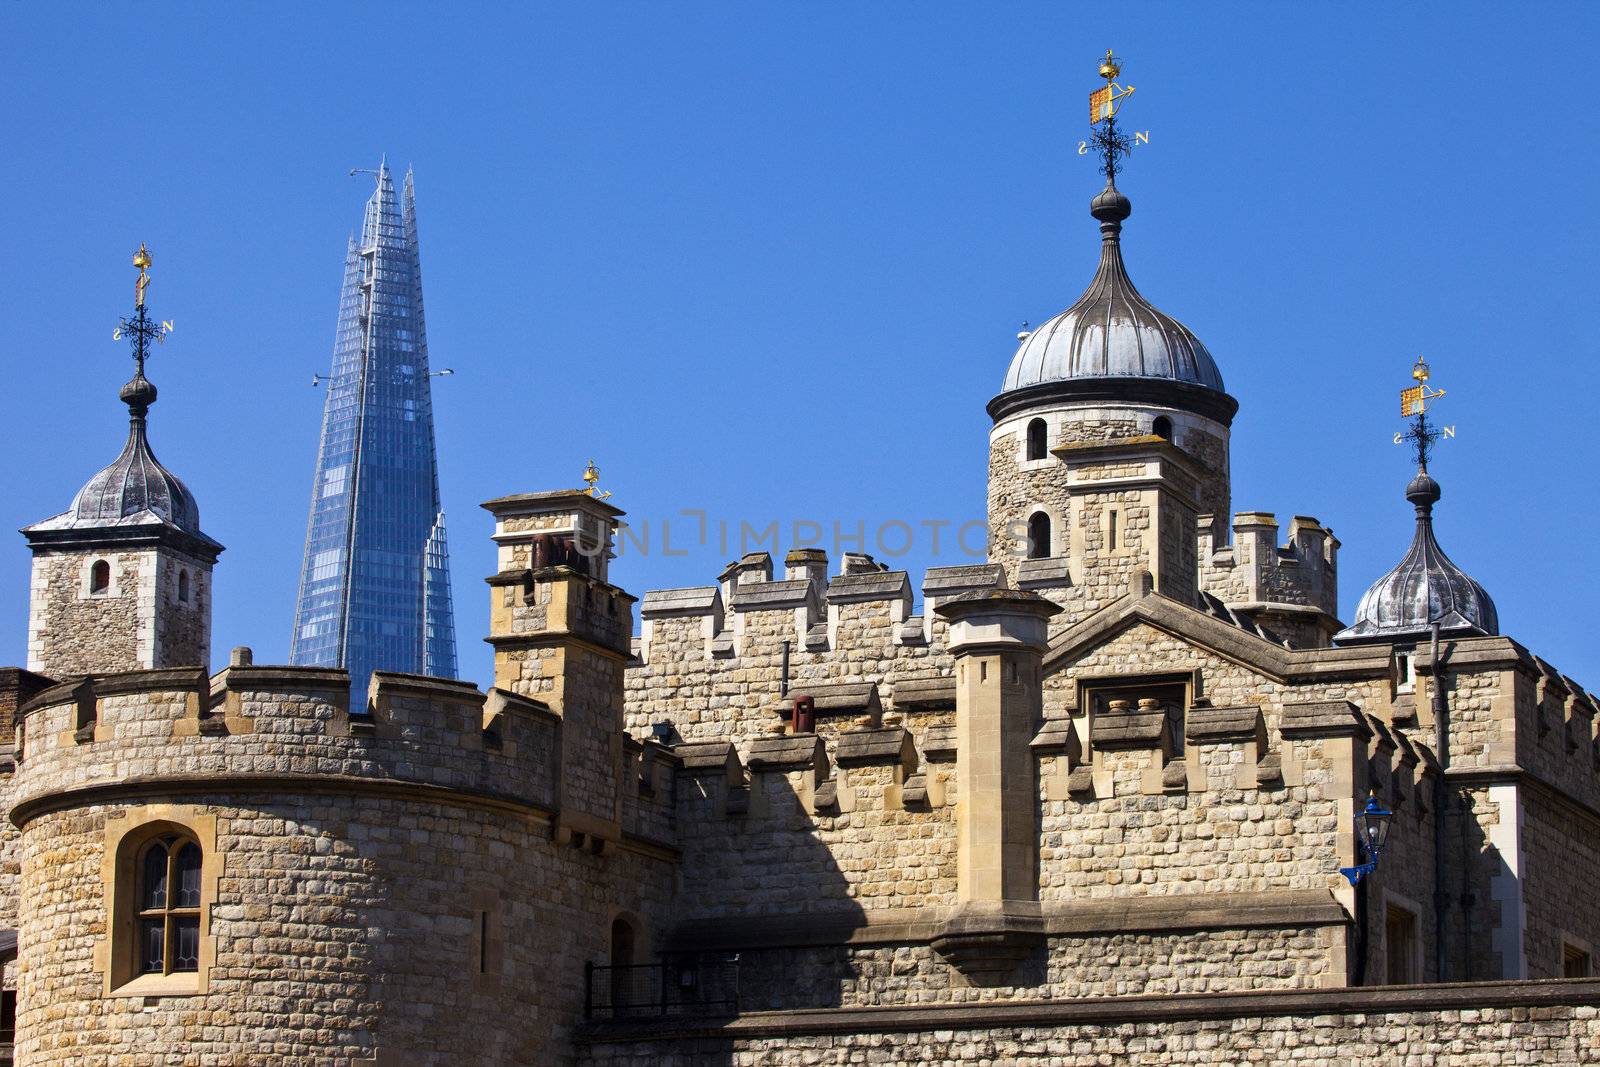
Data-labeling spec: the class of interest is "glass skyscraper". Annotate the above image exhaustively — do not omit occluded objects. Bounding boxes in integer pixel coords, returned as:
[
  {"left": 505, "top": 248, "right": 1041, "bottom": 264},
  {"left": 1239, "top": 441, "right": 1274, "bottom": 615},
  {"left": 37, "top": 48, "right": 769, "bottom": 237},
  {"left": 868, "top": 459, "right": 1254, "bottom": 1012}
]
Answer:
[{"left": 290, "top": 161, "right": 457, "bottom": 689}]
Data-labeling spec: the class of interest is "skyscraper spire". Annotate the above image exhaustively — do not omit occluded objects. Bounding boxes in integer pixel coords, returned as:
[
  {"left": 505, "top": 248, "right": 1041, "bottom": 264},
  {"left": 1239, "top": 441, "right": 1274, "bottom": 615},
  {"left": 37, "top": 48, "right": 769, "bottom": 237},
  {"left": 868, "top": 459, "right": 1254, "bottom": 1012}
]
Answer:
[{"left": 291, "top": 163, "right": 458, "bottom": 690}]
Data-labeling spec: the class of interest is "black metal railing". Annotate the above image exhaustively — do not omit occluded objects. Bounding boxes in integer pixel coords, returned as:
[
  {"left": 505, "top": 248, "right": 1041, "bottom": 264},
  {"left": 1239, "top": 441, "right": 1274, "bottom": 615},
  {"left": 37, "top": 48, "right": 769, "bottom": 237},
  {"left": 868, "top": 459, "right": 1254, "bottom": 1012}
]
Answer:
[{"left": 585, "top": 955, "right": 740, "bottom": 1020}]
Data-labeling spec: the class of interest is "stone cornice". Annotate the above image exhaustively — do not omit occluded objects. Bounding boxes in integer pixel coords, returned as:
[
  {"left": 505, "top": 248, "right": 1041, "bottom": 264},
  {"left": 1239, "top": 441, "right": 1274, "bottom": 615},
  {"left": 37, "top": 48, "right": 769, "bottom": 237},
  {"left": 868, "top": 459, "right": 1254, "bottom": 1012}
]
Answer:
[
  {"left": 663, "top": 889, "right": 1345, "bottom": 953},
  {"left": 578, "top": 977, "right": 1600, "bottom": 1042}
]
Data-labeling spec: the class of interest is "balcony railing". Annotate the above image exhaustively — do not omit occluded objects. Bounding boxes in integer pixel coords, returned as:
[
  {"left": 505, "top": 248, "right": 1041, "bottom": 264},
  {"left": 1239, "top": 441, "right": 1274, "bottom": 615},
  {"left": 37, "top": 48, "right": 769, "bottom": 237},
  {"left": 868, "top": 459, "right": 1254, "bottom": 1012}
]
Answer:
[{"left": 584, "top": 955, "right": 740, "bottom": 1021}]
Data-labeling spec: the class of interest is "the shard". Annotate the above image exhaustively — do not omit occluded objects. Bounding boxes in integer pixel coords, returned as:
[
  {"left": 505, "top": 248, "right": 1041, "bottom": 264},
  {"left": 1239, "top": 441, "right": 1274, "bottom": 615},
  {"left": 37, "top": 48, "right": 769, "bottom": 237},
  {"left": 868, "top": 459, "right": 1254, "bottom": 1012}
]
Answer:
[{"left": 290, "top": 161, "right": 457, "bottom": 688}]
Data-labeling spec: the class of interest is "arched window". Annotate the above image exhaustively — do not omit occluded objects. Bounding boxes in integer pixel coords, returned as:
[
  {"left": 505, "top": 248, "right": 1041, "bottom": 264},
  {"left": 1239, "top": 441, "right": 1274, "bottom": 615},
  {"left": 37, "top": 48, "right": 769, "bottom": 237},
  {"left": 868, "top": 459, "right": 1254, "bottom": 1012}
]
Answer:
[
  {"left": 1152, "top": 415, "right": 1173, "bottom": 440},
  {"left": 136, "top": 836, "right": 202, "bottom": 975},
  {"left": 90, "top": 559, "right": 111, "bottom": 595},
  {"left": 177, "top": 569, "right": 191, "bottom": 604},
  {"left": 1027, "top": 512, "right": 1052, "bottom": 560},
  {"left": 1025, "top": 418, "right": 1048, "bottom": 461}
]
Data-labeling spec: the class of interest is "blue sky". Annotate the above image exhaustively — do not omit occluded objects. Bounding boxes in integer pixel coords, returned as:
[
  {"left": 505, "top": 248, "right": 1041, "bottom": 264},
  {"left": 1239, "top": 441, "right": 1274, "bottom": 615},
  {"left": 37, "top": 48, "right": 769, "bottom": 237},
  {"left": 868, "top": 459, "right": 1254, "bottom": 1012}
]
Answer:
[{"left": 3, "top": 4, "right": 1597, "bottom": 688}]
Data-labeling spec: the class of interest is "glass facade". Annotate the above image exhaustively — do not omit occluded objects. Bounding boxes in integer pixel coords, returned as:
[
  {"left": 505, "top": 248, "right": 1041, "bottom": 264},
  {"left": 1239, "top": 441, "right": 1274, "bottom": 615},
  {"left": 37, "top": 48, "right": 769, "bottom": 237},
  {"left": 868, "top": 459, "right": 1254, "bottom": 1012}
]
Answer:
[{"left": 290, "top": 162, "right": 458, "bottom": 691}]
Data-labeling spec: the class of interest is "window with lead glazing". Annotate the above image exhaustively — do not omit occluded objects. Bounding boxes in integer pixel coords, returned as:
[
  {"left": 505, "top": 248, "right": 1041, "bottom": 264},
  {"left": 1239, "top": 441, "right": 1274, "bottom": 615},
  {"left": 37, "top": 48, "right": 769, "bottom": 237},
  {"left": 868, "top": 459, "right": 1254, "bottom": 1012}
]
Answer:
[{"left": 136, "top": 837, "right": 202, "bottom": 975}]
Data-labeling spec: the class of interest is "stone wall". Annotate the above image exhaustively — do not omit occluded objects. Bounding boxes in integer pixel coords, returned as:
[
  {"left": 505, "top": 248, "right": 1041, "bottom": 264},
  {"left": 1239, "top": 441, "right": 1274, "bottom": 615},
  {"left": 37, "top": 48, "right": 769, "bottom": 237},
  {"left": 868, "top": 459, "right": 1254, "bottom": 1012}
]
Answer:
[
  {"left": 9, "top": 665, "right": 677, "bottom": 1066},
  {"left": 577, "top": 979, "right": 1600, "bottom": 1066},
  {"left": 27, "top": 550, "right": 150, "bottom": 677}
]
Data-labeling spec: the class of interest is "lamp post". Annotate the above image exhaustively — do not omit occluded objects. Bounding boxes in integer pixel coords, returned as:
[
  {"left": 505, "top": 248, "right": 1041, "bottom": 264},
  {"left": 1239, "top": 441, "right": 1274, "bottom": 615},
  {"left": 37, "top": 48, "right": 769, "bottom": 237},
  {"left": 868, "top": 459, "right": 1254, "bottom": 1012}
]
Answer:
[{"left": 1339, "top": 792, "right": 1393, "bottom": 985}]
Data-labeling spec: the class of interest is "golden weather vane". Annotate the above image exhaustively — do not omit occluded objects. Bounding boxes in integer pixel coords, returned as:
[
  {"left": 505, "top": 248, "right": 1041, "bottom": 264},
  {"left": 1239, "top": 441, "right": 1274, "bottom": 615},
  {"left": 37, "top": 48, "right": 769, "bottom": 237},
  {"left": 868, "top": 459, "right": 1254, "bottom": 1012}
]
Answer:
[
  {"left": 580, "top": 459, "right": 613, "bottom": 500},
  {"left": 1393, "top": 357, "right": 1456, "bottom": 469},
  {"left": 111, "top": 244, "right": 175, "bottom": 378},
  {"left": 1090, "top": 49, "right": 1136, "bottom": 124},
  {"left": 1079, "top": 50, "right": 1149, "bottom": 180}
]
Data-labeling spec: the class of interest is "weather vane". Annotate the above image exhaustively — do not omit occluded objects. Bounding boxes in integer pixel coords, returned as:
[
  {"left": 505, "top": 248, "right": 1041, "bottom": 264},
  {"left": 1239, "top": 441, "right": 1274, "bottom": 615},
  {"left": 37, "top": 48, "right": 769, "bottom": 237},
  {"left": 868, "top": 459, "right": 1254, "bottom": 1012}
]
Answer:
[
  {"left": 1393, "top": 356, "right": 1456, "bottom": 470},
  {"left": 1081, "top": 49, "right": 1148, "bottom": 182},
  {"left": 580, "top": 459, "right": 613, "bottom": 500},
  {"left": 111, "top": 243, "right": 174, "bottom": 379}
]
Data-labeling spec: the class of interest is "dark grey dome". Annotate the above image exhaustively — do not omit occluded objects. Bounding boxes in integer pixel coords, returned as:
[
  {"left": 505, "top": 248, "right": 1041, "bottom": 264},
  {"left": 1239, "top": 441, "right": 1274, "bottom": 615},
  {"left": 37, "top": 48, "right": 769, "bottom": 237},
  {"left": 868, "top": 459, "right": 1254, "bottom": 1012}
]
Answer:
[
  {"left": 1000, "top": 184, "right": 1226, "bottom": 397},
  {"left": 1335, "top": 470, "right": 1498, "bottom": 644},
  {"left": 67, "top": 418, "right": 202, "bottom": 533},
  {"left": 23, "top": 372, "right": 216, "bottom": 550}
]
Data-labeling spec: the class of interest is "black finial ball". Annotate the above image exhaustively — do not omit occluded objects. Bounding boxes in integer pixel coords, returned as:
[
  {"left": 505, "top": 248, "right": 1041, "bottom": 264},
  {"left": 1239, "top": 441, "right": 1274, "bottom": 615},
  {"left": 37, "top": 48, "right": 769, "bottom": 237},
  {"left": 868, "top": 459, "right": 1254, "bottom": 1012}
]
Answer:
[
  {"left": 1091, "top": 185, "right": 1132, "bottom": 223},
  {"left": 1405, "top": 471, "right": 1441, "bottom": 507},
  {"left": 120, "top": 373, "right": 158, "bottom": 411}
]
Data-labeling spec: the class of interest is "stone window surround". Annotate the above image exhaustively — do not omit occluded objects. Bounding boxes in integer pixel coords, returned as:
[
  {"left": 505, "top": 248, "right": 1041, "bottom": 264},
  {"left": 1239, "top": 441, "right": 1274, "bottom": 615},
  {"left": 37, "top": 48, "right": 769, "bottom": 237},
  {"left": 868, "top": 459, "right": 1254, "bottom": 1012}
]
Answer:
[
  {"left": 1023, "top": 502, "right": 1064, "bottom": 560},
  {"left": 1015, "top": 415, "right": 1057, "bottom": 470},
  {"left": 1559, "top": 931, "right": 1593, "bottom": 977},
  {"left": 95, "top": 805, "right": 221, "bottom": 998},
  {"left": 82, "top": 556, "right": 119, "bottom": 599},
  {"left": 1073, "top": 670, "right": 1197, "bottom": 760},
  {"left": 1382, "top": 888, "right": 1424, "bottom": 985}
]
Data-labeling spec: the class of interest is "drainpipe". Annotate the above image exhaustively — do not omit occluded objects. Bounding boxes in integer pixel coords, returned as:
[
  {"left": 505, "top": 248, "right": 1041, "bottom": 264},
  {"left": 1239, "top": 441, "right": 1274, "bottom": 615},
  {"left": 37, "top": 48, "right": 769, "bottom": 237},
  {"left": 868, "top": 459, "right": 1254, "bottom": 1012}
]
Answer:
[{"left": 1430, "top": 621, "right": 1451, "bottom": 981}]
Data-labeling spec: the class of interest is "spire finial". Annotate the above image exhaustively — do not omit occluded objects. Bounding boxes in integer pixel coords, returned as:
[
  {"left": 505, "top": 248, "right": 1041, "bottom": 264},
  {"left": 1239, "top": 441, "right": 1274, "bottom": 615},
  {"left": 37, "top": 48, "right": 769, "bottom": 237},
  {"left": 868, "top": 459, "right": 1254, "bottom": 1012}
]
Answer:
[
  {"left": 110, "top": 243, "right": 174, "bottom": 418},
  {"left": 1088, "top": 49, "right": 1137, "bottom": 185},
  {"left": 1394, "top": 356, "right": 1454, "bottom": 475},
  {"left": 579, "top": 459, "right": 613, "bottom": 500}
]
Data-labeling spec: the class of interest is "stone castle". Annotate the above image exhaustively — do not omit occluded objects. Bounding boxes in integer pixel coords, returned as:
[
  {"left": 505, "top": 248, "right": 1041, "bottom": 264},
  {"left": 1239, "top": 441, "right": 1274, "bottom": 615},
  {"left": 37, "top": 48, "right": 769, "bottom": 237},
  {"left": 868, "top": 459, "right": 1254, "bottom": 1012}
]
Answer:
[{"left": 2, "top": 129, "right": 1598, "bottom": 1065}]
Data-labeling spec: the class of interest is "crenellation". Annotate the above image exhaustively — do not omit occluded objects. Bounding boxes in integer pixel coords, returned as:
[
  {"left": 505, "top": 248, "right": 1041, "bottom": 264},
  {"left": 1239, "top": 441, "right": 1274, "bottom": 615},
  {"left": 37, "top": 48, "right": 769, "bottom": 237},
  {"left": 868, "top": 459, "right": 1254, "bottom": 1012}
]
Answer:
[{"left": 1198, "top": 510, "right": 1341, "bottom": 647}]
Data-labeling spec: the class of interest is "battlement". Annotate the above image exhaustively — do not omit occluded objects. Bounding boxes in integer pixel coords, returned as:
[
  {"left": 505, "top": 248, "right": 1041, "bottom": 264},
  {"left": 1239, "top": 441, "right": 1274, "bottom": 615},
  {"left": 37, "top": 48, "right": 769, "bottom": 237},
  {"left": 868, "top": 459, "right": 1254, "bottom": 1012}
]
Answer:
[
  {"left": 636, "top": 549, "right": 1004, "bottom": 663},
  {"left": 1199, "top": 511, "right": 1339, "bottom": 644},
  {"left": 7, "top": 654, "right": 676, "bottom": 839}
]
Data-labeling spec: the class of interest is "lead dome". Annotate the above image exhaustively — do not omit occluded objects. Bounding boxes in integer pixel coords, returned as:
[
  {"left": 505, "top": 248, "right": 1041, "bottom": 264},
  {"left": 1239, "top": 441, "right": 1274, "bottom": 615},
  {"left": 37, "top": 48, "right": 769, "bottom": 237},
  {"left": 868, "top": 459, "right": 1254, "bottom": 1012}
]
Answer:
[{"left": 998, "top": 184, "right": 1227, "bottom": 404}]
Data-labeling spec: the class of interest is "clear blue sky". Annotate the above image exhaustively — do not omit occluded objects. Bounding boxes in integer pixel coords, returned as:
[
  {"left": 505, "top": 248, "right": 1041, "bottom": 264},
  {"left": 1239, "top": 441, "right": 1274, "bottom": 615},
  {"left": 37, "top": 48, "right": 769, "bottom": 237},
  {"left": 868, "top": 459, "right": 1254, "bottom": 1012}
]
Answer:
[{"left": 3, "top": 5, "right": 1597, "bottom": 689}]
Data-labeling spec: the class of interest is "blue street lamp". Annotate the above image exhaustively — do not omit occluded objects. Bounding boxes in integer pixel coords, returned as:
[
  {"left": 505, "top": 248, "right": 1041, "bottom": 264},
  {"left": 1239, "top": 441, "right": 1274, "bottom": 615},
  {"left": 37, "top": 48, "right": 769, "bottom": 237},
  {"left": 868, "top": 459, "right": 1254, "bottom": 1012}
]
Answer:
[
  {"left": 1339, "top": 791, "right": 1394, "bottom": 986},
  {"left": 1340, "top": 793, "right": 1394, "bottom": 886}
]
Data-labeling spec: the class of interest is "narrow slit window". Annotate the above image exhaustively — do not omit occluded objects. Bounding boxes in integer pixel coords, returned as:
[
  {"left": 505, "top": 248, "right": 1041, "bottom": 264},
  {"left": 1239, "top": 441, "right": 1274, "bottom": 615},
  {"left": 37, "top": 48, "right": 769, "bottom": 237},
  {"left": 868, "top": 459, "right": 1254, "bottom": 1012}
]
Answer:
[
  {"left": 1027, "top": 512, "right": 1052, "bottom": 559},
  {"left": 1025, "top": 418, "right": 1048, "bottom": 460}
]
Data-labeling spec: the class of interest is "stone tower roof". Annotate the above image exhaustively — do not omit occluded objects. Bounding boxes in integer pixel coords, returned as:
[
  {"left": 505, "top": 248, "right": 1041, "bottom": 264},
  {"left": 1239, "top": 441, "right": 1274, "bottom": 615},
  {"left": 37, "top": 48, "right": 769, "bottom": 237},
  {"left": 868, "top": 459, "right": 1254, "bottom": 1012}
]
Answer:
[
  {"left": 992, "top": 182, "right": 1236, "bottom": 425},
  {"left": 1334, "top": 470, "right": 1497, "bottom": 644}
]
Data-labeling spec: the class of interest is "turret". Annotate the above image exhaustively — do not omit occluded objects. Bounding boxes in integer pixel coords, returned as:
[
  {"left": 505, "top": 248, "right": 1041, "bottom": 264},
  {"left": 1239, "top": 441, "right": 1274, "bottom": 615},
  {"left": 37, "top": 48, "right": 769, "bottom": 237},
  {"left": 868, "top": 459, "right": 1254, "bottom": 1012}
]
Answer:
[
  {"left": 21, "top": 246, "right": 222, "bottom": 676},
  {"left": 984, "top": 80, "right": 1235, "bottom": 623},
  {"left": 482, "top": 489, "right": 635, "bottom": 849}
]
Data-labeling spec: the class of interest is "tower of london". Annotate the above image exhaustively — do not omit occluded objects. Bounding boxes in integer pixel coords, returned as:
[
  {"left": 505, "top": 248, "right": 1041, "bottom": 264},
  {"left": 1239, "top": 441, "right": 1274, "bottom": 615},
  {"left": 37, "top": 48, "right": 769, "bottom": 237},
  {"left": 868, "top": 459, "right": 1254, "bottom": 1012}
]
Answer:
[{"left": 2, "top": 69, "right": 1598, "bottom": 1067}]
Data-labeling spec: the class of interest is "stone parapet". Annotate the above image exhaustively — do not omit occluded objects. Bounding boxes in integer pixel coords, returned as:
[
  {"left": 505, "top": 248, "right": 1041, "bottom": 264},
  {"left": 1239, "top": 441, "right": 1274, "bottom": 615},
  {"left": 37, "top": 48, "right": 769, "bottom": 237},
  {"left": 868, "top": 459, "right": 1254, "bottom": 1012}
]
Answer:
[
  {"left": 1199, "top": 511, "right": 1340, "bottom": 646},
  {"left": 11, "top": 663, "right": 571, "bottom": 825}
]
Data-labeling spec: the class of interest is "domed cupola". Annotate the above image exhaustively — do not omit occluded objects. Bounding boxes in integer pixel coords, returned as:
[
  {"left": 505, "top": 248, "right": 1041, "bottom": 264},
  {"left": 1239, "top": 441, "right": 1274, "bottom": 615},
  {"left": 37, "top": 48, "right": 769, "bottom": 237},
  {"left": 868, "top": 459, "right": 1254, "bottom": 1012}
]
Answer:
[
  {"left": 1336, "top": 359, "right": 1495, "bottom": 645},
  {"left": 26, "top": 362, "right": 215, "bottom": 549},
  {"left": 1334, "top": 468, "right": 1497, "bottom": 644},
  {"left": 53, "top": 373, "right": 205, "bottom": 536},
  {"left": 988, "top": 179, "right": 1238, "bottom": 427}
]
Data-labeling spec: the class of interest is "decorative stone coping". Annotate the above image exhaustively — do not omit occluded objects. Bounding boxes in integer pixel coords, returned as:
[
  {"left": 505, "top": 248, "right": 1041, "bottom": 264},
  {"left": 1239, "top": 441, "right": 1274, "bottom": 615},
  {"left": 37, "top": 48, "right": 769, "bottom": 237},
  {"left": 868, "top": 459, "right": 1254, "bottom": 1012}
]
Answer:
[
  {"left": 825, "top": 571, "right": 912, "bottom": 604},
  {"left": 922, "top": 724, "right": 957, "bottom": 762},
  {"left": 673, "top": 741, "right": 740, "bottom": 776},
  {"left": 922, "top": 564, "right": 1004, "bottom": 596},
  {"left": 890, "top": 677, "right": 955, "bottom": 711},
  {"left": 639, "top": 586, "right": 721, "bottom": 617},
  {"left": 833, "top": 727, "right": 914, "bottom": 768},
  {"left": 1279, "top": 700, "right": 1372, "bottom": 740},
  {"left": 746, "top": 734, "right": 827, "bottom": 771},
  {"left": 1185, "top": 704, "right": 1263, "bottom": 744},
  {"left": 1016, "top": 557, "right": 1072, "bottom": 590},
  {"left": 731, "top": 580, "right": 814, "bottom": 611},
  {"left": 788, "top": 682, "right": 881, "bottom": 720}
]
